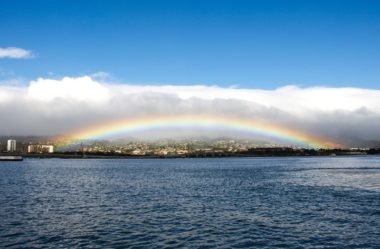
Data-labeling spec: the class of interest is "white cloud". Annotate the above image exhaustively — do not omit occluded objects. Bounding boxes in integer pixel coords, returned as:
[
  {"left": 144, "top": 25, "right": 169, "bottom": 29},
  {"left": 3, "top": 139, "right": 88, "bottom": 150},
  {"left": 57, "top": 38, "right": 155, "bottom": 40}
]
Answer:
[
  {"left": 89, "top": 71, "right": 111, "bottom": 80},
  {"left": 111, "top": 84, "right": 380, "bottom": 115},
  {"left": 0, "top": 47, "right": 34, "bottom": 59},
  {"left": 27, "top": 76, "right": 110, "bottom": 103},
  {"left": 1, "top": 75, "right": 380, "bottom": 147}
]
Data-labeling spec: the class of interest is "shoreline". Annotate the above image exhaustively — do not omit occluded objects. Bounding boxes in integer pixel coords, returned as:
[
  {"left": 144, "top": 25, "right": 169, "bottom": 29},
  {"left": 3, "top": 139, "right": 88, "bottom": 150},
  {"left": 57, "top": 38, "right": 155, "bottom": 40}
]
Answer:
[{"left": 1, "top": 152, "right": 379, "bottom": 160}]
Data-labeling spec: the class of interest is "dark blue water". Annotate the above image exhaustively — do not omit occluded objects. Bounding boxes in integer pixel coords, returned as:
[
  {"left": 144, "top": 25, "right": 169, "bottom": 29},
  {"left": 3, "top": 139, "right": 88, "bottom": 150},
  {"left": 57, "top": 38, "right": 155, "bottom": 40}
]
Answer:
[{"left": 0, "top": 157, "right": 379, "bottom": 248}]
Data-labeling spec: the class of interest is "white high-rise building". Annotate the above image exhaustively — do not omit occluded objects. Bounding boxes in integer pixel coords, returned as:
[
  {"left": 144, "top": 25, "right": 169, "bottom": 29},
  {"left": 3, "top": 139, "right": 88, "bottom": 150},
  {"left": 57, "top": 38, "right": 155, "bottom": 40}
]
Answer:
[{"left": 7, "top": 139, "right": 16, "bottom": 152}]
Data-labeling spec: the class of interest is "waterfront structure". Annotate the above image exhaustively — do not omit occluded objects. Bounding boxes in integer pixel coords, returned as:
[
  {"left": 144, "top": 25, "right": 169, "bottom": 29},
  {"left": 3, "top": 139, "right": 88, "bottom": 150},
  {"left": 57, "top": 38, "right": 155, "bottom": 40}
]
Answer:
[
  {"left": 7, "top": 139, "right": 16, "bottom": 152},
  {"left": 0, "top": 156, "right": 23, "bottom": 161},
  {"left": 27, "top": 145, "right": 54, "bottom": 153}
]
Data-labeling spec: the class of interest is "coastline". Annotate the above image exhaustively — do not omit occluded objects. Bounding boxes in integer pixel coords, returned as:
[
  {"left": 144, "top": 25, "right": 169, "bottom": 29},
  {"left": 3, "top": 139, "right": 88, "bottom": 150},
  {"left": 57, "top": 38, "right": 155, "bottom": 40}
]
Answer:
[{"left": 1, "top": 150, "right": 379, "bottom": 160}]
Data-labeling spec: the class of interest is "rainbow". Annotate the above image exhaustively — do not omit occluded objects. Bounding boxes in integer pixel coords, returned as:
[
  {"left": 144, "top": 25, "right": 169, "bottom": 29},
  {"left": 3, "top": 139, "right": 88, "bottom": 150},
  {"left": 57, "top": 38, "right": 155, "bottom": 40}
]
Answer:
[{"left": 57, "top": 114, "right": 341, "bottom": 149}]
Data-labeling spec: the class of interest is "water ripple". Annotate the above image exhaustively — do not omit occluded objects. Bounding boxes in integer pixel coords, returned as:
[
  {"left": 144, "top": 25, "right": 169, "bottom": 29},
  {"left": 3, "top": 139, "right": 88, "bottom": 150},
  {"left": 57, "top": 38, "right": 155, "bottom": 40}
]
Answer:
[{"left": 0, "top": 157, "right": 379, "bottom": 248}]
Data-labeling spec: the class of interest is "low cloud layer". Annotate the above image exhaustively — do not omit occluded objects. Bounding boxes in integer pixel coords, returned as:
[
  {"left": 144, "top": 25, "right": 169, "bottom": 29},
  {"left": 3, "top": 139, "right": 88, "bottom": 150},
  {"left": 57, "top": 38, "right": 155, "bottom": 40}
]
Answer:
[
  {"left": 0, "top": 47, "right": 34, "bottom": 59},
  {"left": 1, "top": 76, "right": 380, "bottom": 147}
]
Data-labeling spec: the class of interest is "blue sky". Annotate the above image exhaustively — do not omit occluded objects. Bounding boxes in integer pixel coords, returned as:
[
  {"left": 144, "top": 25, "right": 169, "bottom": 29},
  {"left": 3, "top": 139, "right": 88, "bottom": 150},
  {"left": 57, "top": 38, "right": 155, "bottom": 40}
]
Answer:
[{"left": 0, "top": 0, "right": 379, "bottom": 88}]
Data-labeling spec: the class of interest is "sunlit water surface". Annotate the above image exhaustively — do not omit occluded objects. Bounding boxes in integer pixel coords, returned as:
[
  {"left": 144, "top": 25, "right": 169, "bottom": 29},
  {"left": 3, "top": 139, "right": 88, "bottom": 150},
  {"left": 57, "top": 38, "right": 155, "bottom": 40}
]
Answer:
[{"left": 0, "top": 157, "right": 379, "bottom": 248}]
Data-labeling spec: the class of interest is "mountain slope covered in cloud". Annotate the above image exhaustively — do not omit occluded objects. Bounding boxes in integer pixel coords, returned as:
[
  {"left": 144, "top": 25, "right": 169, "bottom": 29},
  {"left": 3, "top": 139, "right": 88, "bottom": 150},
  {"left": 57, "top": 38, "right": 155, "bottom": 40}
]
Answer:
[{"left": 1, "top": 76, "right": 379, "bottom": 147}]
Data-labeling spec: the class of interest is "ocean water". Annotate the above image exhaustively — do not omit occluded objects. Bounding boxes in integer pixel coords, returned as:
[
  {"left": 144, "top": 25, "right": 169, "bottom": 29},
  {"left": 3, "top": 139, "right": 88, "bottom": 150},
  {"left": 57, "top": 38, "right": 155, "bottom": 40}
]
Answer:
[{"left": 0, "top": 157, "right": 379, "bottom": 248}]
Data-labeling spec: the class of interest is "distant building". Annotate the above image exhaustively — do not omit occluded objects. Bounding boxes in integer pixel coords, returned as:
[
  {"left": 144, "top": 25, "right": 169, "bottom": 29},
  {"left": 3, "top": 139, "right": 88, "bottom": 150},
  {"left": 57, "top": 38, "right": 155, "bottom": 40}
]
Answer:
[
  {"left": 7, "top": 139, "right": 16, "bottom": 152},
  {"left": 27, "top": 145, "right": 54, "bottom": 153}
]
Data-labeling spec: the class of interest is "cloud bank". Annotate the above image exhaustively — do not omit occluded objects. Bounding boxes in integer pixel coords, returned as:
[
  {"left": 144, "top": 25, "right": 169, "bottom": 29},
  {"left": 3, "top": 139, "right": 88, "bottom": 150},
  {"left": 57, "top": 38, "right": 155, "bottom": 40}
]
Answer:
[
  {"left": 1, "top": 75, "right": 380, "bottom": 147},
  {"left": 0, "top": 47, "right": 34, "bottom": 59}
]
